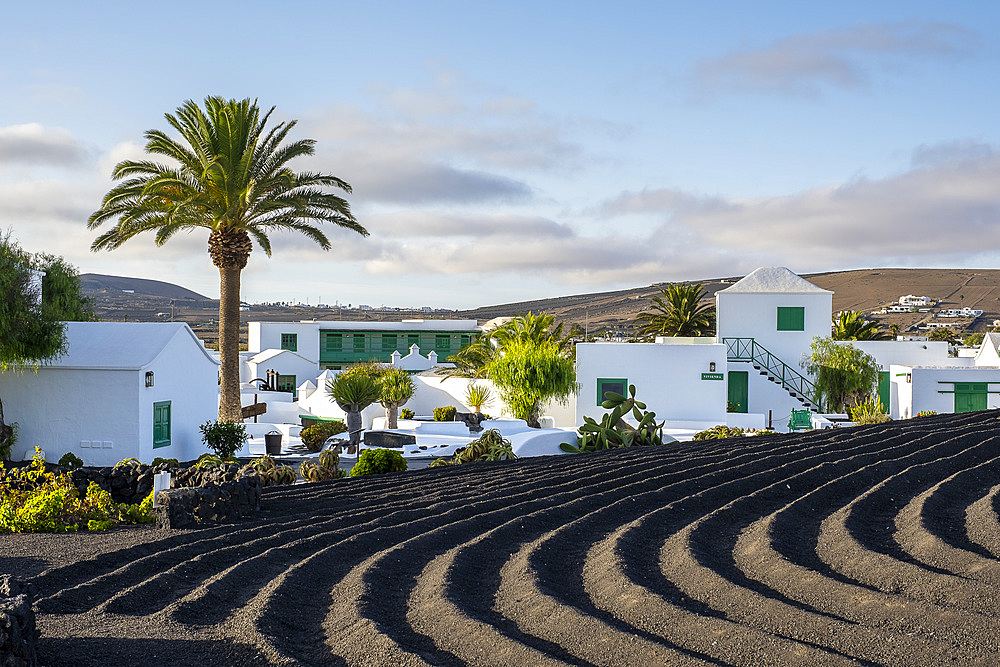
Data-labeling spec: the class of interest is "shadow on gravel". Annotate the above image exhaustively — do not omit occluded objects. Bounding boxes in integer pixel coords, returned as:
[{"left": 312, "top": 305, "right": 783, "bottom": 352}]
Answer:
[
  {"left": 0, "top": 556, "right": 49, "bottom": 579},
  {"left": 39, "top": 637, "right": 272, "bottom": 667}
]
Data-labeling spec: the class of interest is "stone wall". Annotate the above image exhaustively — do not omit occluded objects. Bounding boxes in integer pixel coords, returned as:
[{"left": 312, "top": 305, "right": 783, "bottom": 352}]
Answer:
[
  {"left": 154, "top": 472, "right": 262, "bottom": 529},
  {"left": 0, "top": 576, "right": 38, "bottom": 667}
]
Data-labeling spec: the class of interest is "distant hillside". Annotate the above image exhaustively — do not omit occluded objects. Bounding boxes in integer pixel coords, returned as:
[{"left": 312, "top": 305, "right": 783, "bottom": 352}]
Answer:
[{"left": 81, "top": 274, "right": 208, "bottom": 301}]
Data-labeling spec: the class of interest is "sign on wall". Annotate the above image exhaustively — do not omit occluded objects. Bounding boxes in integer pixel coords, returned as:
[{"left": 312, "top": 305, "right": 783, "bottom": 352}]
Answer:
[{"left": 701, "top": 373, "right": 724, "bottom": 381}]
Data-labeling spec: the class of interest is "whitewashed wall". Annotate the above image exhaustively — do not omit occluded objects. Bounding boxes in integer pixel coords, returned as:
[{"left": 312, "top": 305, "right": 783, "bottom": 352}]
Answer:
[
  {"left": 247, "top": 351, "right": 321, "bottom": 390},
  {"left": 891, "top": 365, "right": 1000, "bottom": 418},
  {"left": 850, "top": 340, "right": 951, "bottom": 369},
  {"left": 575, "top": 342, "right": 728, "bottom": 427},
  {"left": 716, "top": 291, "right": 832, "bottom": 369},
  {"left": 248, "top": 322, "right": 321, "bottom": 359}
]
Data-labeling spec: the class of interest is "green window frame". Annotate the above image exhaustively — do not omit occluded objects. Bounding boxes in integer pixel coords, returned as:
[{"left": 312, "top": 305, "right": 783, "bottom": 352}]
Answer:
[
  {"left": 407, "top": 334, "right": 420, "bottom": 350},
  {"left": 460, "top": 334, "right": 471, "bottom": 348},
  {"left": 153, "top": 401, "right": 171, "bottom": 449},
  {"left": 276, "top": 374, "right": 297, "bottom": 394},
  {"left": 280, "top": 333, "right": 297, "bottom": 352},
  {"left": 324, "top": 333, "right": 342, "bottom": 352},
  {"left": 434, "top": 334, "right": 451, "bottom": 355},
  {"left": 352, "top": 334, "right": 366, "bottom": 353},
  {"left": 597, "top": 378, "right": 627, "bottom": 406},
  {"left": 776, "top": 307, "right": 805, "bottom": 331},
  {"left": 381, "top": 334, "right": 398, "bottom": 353}
]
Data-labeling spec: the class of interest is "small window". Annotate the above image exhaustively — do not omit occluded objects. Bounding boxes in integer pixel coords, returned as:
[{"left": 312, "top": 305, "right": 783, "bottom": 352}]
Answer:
[
  {"left": 776, "top": 307, "right": 805, "bottom": 331},
  {"left": 276, "top": 374, "right": 297, "bottom": 394},
  {"left": 460, "top": 334, "right": 471, "bottom": 348},
  {"left": 382, "top": 334, "right": 398, "bottom": 353},
  {"left": 435, "top": 334, "right": 451, "bottom": 354},
  {"left": 153, "top": 401, "right": 171, "bottom": 449},
  {"left": 353, "top": 334, "right": 366, "bottom": 353},
  {"left": 324, "top": 333, "right": 342, "bottom": 352},
  {"left": 280, "top": 333, "right": 297, "bottom": 351},
  {"left": 407, "top": 334, "right": 420, "bottom": 350},
  {"left": 597, "top": 378, "right": 627, "bottom": 406}
]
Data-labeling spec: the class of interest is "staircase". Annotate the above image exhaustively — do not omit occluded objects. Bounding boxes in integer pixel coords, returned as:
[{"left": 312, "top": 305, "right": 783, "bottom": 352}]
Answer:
[{"left": 723, "top": 337, "right": 820, "bottom": 412}]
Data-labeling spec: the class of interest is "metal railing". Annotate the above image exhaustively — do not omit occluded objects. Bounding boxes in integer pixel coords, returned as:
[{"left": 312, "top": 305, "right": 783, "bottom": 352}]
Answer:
[{"left": 722, "top": 337, "right": 818, "bottom": 408}]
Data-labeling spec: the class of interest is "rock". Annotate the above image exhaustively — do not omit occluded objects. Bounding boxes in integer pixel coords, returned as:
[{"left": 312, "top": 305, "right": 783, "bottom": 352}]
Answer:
[{"left": 0, "top": 576, "right": 38, "bottom": 667}]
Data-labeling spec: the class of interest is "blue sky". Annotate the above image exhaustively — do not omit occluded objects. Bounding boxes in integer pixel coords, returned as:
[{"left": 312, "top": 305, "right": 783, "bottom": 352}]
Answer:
[{"left": 2, "top": 1, "right": 999, "bottom": 308}]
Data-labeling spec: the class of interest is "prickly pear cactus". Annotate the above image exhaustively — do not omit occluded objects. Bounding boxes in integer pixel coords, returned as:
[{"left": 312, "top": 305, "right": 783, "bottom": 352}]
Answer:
[{"left": 562, "top": 384, "right": 665, "bottom": 453}]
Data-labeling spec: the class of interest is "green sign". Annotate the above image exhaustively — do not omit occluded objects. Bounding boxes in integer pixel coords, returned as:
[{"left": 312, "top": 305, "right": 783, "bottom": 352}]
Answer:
[{"left": 701, "top": 372, "right": 724, "bottom": 381}]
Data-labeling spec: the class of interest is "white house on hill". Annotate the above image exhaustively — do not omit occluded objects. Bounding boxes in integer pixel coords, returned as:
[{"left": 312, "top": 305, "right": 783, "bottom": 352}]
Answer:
[{"left": 0, "top": 322, "right": 219, "bottom": 465}]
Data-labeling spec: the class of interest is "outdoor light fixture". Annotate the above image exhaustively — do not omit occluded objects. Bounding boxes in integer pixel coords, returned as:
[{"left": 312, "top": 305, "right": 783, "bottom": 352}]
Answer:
[
  {"left": 145, "top": 371, "right": 154, "bottom": 388},
  {"left": 709, "top": 362, "right": 716, "bottom": 372}
]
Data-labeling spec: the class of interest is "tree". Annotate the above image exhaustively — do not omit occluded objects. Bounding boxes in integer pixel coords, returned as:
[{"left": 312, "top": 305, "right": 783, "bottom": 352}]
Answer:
[
  {"left": 0, "top": 234, "right": 92, "bottom": 459},
  {"left": 634, "top": 283, "right": 715, "bottom": 338},
  {"left": 484, "top": 339, "right": 576, "bottom": 428},
  {"left": 803, "top": 337, "right": 880, "bottom": 413},
  {"left": 831, "top": 310, "right": 891, "bottom": 341},
  {"left": 442, "top": 312, "right": 572, "bottom": 379},
  {"left": 88, "top": 97, "right": 366, "bottom": 422},
  {"left": 964, "top": 332, "right": 985, "bottom": 347},
  {"left": 326, "top": 364, "right": 382, "bottom": 446},
  {"left": 378, "top": 368, "right": 414, "bottom": 430},
  {"left": 929, "top": 327, "right": 957, "bottom": 343}
]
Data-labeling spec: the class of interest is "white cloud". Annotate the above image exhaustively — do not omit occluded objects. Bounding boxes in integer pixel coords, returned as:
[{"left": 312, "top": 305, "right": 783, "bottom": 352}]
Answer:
[
  {"left": 0, "top": 123, "right": 90, "bottom": 167},
  {"left": 694, "top": 22, "right": 978, "bottom": 98}
]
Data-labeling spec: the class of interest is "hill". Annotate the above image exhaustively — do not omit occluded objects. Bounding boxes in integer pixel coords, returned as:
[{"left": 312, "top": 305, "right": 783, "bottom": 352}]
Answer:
[{"left": 81, "top": 273, "right": 208, "bottom": 301}]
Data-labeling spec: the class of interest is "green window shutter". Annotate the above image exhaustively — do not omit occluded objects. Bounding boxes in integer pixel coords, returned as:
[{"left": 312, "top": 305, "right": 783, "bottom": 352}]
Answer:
[
  {"left": 382, "top": 334, "right": 398, "bottom": 353},
  {"left": 596, "top": 378, "right": 627, "bottom": 406},
  {"left": 153, "top": 401, "right": 171, "bottom": 449},
  {"left": 877, "top": 371, "right": 890, "bottom": 414},
  {"left": 276, "top": 374, "right": 296, "bottom": 393},
  {"left": 353, "top": 334, "right": 366, "bottom": 353},
  {"left": 434, "top": 334, "right": 451, "bottom": 354},
  {"left": 776, "top": 307, "right": 805, "bottom": 331},
  {"left": 324, "top": 333, "right": 342, "bottom": 352},
  {"left": 407, "top": 334, "right": 420, "bottom": 350},
  {"left": 460, "top": 334, "right": 471, "bottom": 348},
  {"left": 280, "top": 333, "right": 297, "bottom": 351}
]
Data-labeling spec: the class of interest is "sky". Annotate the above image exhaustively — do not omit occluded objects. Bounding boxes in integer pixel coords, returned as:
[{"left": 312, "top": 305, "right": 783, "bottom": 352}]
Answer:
[{"left": 2, "top": 1, "right": 1000, "bottom": 309}]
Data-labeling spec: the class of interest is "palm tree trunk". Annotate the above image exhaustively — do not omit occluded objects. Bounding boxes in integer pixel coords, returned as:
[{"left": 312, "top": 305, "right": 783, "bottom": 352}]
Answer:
[
  {"left": 346, "top": 410, "right": 363, "bottom": 445},
  {"left": 218, "top": 266, "right": 244, "bottom": 422},
  {"left": 386, "top": 404, "right": 398, "bottom": 430}
]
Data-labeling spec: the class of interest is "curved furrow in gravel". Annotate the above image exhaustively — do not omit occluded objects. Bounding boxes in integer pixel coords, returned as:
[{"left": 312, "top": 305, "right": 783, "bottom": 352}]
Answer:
[
  {"left": 894, "top": 456, "right": 1000, "bottom": 582},
  {"left": 966, "top": 483, "right": 1000, "bottom": 557},
  {"left": 817, "top": 435, "right": 1000, "bottom": 614},
  {"left": 652, "top": 427, "right": 995, "bottom": 662}
]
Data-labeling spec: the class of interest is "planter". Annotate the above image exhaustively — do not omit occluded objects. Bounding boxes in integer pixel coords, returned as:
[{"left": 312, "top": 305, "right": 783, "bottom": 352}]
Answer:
[{"left": 264, "top": 431, "right": 283, "bottom": 456}]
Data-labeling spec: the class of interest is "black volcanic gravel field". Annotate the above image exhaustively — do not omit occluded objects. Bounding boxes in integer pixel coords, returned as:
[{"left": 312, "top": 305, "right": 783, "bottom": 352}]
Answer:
[{"left": 5, "top": 410, "right": 1000, "bottom": 665}]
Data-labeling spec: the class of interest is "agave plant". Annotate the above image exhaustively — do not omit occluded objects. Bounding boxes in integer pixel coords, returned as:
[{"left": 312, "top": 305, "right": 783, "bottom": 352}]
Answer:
[{"left": 326, "top": 363, "right": 383, "bottom": 446}]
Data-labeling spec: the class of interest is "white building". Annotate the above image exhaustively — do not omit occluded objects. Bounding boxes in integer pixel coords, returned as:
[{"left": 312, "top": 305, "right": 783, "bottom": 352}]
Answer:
[
  {"left": 900, "top": 295, "right": 931, "bottom": 307},
  {"left": 0, "top": 322, "right": 219, "bottom": 465},
  {"left": 937, "top": 307, "right": 983, "bottom": 318}
]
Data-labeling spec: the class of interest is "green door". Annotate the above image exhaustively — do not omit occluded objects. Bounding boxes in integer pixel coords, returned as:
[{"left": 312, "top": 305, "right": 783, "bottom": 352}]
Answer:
[
  {"left": 954, "top": 383, "right": 987, "bottom": 413},
  {"left": 877, "top": 371, "right": 890, "bottom": 414},
  {"left": 153, "top": 401, "right": 171, "bottom": 448},
  {"left": 728, "top": 371, "right": 748, "bottom": 413}
]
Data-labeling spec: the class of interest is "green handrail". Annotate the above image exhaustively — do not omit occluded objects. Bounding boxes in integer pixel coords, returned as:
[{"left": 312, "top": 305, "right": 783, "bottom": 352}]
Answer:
[{"left": 722, "top": 337, "right": 819, "bottom": 409}]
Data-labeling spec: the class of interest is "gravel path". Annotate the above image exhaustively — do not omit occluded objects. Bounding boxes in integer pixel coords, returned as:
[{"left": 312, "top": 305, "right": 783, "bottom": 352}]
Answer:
[{"left": 4, "top": 410, "right": 1000, "bottom": 666}]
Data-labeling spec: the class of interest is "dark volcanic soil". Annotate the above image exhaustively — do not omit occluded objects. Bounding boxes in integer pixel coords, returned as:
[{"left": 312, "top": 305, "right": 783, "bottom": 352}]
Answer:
[{"left": 5, "top": 411, "right": 1000, "bottom": 665}]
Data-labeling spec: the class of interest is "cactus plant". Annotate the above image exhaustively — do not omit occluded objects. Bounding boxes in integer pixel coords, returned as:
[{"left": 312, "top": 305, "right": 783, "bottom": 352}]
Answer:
[
  {"left": 318, "top": 448, "right": 339, "bottom": 470},
  {"left": 430, "top": 429, "right": 515, "bottom": 467},
  {"left": 270, "top": 465, "right": 297, "bottom": 485},
  {"left": 561, "top": 384, "right": 666, "bottom": 453}
]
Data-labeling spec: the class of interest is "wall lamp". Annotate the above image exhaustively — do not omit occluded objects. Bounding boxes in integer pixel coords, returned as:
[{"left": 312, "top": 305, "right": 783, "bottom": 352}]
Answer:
[
  {"left": 709, "top": 362, "right": 716, "bottom": 372},
  {"left": 145, "top": 371, "right": 154, "bottom": 388}
]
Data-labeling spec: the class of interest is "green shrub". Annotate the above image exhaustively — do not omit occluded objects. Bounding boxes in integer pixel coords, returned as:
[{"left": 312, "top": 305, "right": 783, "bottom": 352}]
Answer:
[
  {"left": 199, "top": 420, "right": 248, "bottom": 459},
  {"left": 430, "top": 429, "right": 515, "bottom": 467},
  {"left": 350, "top": 448, "right": 408, "bottom": 476},
  {"left": 849, "top": 396, "right": 891, "bottom": 425},
  {"left": 434, "top": 406, "right": 457, "bottom": 422},
  {"left": 58, "top": 452, "right": 84, "bottom": 469},
  {"left": 693, "top": 425, "right": 745, "bottom": 440},
  {"left": 193, "top": 453, "right": 225, "bottom": 469},
  {"left": 298, "top": 460, "right": 344, "bottom": 482},
  {"left": 151, "top": 457, "right": 179, "bottom": 467},
  {"left": 113, "top": 457, "right": 142, "bottom": 469},
  {"left": 300, "top": 421, "right": 347, "bottom": 453},
  {"left": 400, "top": 408, "right": 415, "bottom": 420},
  {"left": 0, "top": 450, "right": 153, "bottom": 533},
  {"left": 0, "top": 422, "right": 18, "bottom": 461}
]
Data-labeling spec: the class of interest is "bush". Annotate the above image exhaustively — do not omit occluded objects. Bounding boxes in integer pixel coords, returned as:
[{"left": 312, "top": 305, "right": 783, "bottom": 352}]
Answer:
[
  {"left": 430, "top": 430, "right": 515, "bottom": 467},
  {"left": 434, "top": 406, "right": 457, "bottom": 422},
  {"left": 400, "top": 408, "right": 414, "bottom": 420},
  {"left": 0, "top": 450, "right": 153, "bottom": 533},
  {"left": 350, "top": 448, "right": 408, "bottom": 477},
  {"left": 849, "top": 396, "right": 891, "bottom": 425},
  {"left": 193, "top": 453, "right": 225, "bottom": 469},
  {"left": 151, "top": 457, "right": 179, "bottom": 467},
  {"left": 58, "top": 452, "right": 84, "bottom": 469},
  {"left": 693, "top": 425, "right": 745, "bottom": 440},
  {"left": 300, "top": 421, "right": 347, "bottom": 453},
  {"left": 199, "top": 420, "right": 248, "bottom": 459}
]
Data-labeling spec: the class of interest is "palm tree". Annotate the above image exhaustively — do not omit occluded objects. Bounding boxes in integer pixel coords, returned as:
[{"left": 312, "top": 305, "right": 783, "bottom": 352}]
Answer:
[
  {"left": 831, "top": 311, "right": 891, "bottom": 341},
  {"left": 327, "top": 364, "right": 382, "bottom": 446},
  {"left": 378, "top": 368, "right": 415, "bottom": 429},
  {"left": 89, "top": 97, "right": 366, "bottom": 421},
  {"left": 634, "top": 283, "right": 716, "bottom": 338},
  {"left": 441, "top": 312, "right": 573, "bottom": 379}
]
